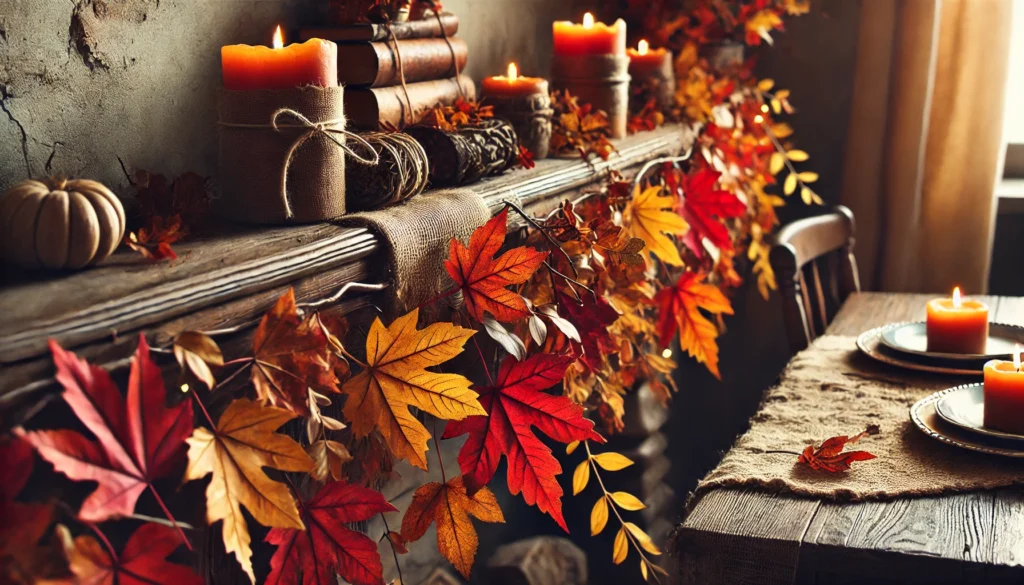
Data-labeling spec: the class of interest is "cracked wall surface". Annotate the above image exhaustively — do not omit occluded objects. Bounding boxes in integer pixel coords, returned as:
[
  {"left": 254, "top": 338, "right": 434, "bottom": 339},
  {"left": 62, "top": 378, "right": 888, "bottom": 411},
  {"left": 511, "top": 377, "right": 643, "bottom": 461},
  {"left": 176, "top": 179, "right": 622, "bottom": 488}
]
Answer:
[{"left": 0, "top": 0, "right": 571, "bottom": 195}]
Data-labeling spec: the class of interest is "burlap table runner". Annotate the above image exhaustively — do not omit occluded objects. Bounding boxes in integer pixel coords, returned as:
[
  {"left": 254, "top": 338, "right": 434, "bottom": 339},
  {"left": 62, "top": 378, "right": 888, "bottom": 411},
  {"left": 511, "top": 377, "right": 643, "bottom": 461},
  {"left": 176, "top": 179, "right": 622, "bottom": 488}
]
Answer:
[
  {"left": 340, "top": 188, "right": 490, "bottom": 313},
  {"left": 694, "top": 335, "right": 1024, "bottom": 502}
]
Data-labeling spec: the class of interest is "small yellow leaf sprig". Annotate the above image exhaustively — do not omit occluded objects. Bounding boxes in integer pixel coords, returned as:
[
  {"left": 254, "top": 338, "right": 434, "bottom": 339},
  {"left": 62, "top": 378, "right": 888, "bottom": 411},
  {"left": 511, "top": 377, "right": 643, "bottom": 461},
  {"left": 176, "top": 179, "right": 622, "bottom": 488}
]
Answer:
[
  {"left": 567, "top": 440, "right": 667, "bottom": 582},
  {"left": 755, "top": 78, "right": 823, "bottom": 206}
]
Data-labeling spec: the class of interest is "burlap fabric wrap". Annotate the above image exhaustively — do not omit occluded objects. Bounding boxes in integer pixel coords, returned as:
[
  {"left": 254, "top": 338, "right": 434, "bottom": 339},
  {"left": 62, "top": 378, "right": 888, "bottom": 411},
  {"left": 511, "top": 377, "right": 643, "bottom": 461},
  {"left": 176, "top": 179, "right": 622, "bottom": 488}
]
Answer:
[
  {"left": 339, "top": 188, "right": 490, "bottom": 313},
  {"left": 552, "top": 54, "right": 630, "bottom": 139},
  {"left": 487, "top": 90, "right": 554, "bottom": 159},
  {"left": 218, "top": 86, "right": 365, "bottom": 224},
  {"left": 694, "top": 335, "right": 1024, "bottom": 503},
  {"left": 629, "top": 57, "right": 676, "bottom": 112}
]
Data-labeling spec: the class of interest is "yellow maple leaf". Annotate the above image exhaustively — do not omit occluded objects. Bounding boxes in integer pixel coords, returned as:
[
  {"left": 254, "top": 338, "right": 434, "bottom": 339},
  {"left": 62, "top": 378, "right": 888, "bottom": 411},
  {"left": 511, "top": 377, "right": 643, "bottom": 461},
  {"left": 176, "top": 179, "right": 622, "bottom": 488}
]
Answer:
[
  {"left": 342, "top": 308, "right": 485, "bottom": 470},
  {"left": 184, "top": 399, "right": 314, "bottom": 584},
  {"left": 625, "top": 184, "right": 689, "bottom": 266},
  {"left": 399, "top": 476, "right": 505, "bottom": 578}
]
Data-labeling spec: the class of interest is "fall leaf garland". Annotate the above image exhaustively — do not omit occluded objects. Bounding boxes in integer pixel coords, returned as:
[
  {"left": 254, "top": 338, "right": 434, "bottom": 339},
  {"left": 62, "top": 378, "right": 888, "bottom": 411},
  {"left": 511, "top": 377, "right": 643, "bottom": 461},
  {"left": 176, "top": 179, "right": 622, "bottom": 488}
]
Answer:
[{"left": 3, "top": 2, "right": 826, "bottom": 582}]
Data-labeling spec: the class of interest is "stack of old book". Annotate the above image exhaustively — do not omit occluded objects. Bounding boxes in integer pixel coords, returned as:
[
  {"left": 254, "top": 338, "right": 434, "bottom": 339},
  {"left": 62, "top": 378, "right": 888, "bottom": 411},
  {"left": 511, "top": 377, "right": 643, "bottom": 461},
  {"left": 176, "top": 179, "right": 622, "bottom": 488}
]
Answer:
[{"left": 300, "top": 13, "right": 474, "bottom": 130}]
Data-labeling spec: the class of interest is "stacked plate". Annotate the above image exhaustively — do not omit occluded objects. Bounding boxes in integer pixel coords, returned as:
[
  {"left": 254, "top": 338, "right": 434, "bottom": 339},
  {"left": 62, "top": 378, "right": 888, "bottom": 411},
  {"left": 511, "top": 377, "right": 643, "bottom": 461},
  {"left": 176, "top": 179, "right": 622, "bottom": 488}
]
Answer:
[
  {"left": 857, "top": 321, "right": 1024, "bottom": 376},
  {"left": 855, "top": 321, "right": 1024, "bottom": 456}
]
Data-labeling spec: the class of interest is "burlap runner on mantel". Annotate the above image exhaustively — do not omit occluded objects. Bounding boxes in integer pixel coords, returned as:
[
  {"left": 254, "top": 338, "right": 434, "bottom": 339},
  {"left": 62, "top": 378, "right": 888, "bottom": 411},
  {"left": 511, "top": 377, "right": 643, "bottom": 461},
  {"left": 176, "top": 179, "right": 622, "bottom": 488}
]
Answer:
[
  {"left": 340, "top": 188, "right": 490, "bottom": 314},
  {"left": 695, "top": 335, "right": 1024, "bottom": 502}
]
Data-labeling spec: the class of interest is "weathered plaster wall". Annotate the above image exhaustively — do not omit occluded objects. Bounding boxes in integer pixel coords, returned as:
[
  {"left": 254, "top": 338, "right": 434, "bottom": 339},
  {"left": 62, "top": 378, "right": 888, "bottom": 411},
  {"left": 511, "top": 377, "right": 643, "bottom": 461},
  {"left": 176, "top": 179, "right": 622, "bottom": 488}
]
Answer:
[{"left": 0, "top": 0, "right": 573, "bottom": 192}]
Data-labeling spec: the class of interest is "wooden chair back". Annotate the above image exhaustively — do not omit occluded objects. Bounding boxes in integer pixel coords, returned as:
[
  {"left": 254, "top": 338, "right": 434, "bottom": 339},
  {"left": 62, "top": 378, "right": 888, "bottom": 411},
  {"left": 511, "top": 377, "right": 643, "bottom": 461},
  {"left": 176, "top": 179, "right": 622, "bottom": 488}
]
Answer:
[{"left": 770, "top": 205, "right": 861, "bottom": 355}]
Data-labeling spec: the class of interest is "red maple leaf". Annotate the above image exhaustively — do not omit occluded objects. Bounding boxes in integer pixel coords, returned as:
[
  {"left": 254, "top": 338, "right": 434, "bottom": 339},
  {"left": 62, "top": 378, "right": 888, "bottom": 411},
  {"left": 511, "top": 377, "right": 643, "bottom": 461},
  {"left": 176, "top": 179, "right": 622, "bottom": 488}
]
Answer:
[
  {"left": 445, "top": 207, "right": 548, "bottom": 323},
  {"left": 266, "top": 481, "right": 396, "bottom": 585},
  {"left": 798, "top": 426, "right": 879, "bottom": 473},
  {"left": 18, "top": 336, "right": 193, "bottom": 536},
  {"left": 668, "top": 167, "right": 746, "bottom": 257},
  {"left": 556, "top": 292, "right": 619, "bottom": 372},
  {"left": 516, "top": 145, "right": 536, "bottom": 170},
  {"left": 442, "top": 354, "right": 604, "bottom": 531},
  {"left": 64, "top": 523, "right": 202, "bottom": 585},
  {"left": 0, "top": 438, "right": 55, "bottom": 582}
]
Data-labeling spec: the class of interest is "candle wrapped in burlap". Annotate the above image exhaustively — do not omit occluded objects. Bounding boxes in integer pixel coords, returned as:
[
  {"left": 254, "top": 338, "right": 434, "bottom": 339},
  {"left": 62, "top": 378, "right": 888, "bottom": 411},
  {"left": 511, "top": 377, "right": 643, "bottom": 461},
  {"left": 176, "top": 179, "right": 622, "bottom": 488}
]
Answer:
[
  {"left": 552, "top": 54, "right": 631, "bottom": 139},
  {"left": 217, "top": 85, "right": 377, "bottom": 224}
]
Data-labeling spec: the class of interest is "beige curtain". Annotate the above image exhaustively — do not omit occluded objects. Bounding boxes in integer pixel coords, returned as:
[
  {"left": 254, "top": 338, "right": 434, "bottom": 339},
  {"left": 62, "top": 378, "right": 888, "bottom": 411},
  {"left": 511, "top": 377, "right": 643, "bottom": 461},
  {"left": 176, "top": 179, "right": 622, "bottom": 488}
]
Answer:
[{"left": 840, "top": 0, "right": 1013, "bottom": 293}]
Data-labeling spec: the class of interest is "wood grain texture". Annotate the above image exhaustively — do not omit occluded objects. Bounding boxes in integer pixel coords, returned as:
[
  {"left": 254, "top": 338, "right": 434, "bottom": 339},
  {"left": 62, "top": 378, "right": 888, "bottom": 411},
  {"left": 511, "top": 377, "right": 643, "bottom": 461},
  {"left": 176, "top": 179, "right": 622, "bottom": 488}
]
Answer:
[
  {"left": 677, "top": 292, "right": 1024, "bottom": 585},
  {"left": 0, "top": 125, "right": 690, "bottom": 368}
]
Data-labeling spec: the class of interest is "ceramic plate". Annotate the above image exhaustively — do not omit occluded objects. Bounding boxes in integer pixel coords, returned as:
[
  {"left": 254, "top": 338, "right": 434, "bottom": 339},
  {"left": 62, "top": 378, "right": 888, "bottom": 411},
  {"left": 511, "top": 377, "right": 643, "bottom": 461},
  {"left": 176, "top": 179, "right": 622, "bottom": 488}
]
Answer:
[
  {"left": 911, "top": 386, "right": 1024, "bottom": 458},
  {"left": 880, "top": 321, "right": 1024, "bottom": 362},
  {"left": 934, "top": 383, "right": 1024, "bottom": 441},
  {"left": 856, "top": 324, "right": 983, "bottom": 376}
]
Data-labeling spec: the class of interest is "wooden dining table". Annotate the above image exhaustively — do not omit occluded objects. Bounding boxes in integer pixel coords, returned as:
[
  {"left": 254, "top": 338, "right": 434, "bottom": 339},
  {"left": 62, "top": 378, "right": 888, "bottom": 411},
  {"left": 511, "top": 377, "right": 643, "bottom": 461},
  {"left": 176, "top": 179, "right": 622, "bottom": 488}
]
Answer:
[{"left": 672, "top": 292, "right": 1024, "bottom": 585}]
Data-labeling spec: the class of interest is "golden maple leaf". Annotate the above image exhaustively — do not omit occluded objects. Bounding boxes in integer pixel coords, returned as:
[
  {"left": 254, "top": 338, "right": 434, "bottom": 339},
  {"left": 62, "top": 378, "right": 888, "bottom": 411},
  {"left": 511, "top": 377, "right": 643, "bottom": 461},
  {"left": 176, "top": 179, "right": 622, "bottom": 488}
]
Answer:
[
  {"left": 625, "top": 184, "right": 689, "bottom": 266},
  {"left": 342, "top": 309, "right": 485, "bottom": 470},
  {"left": 184, "top": 399, "right": 314, "bottom": 584},
  {"left": 399, "top": 476, "right": 504, "bottom": 578}
]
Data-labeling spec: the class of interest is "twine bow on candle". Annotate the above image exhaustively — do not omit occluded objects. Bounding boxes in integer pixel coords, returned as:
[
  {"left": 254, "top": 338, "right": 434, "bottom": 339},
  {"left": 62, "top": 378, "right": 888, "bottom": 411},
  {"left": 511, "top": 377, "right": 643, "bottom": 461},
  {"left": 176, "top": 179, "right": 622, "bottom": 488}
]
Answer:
[
  {"left": 220, "top": 107, "right": 380, "bottom": 219},
  {"left": 270, "top": 108, "right": 379, "bottom": 218}
]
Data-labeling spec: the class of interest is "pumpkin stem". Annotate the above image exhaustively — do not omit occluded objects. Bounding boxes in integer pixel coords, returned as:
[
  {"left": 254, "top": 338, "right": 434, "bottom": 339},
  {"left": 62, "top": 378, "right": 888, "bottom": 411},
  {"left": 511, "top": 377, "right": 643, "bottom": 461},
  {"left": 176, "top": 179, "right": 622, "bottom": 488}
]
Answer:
[{"left": 46, "top": 176, "right": 68, "bottom": 191}]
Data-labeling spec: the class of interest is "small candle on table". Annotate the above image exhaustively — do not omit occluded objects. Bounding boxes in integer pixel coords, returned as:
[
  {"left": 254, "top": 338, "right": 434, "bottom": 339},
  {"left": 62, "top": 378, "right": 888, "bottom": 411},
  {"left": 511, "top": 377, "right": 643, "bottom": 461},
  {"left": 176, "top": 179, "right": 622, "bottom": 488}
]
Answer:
[
  {"left": 984, "top": 348, "right": 1024, "bottom": 434},
  {"left": 482, "top": 63, "right": 549, "bottom": 98},
  {"left": 926, "top": 287, "right": 989, "bottom": 354},
  {"left": 553, "top": 12, "right": 627, "bottom": 56},
  {"left": 222, "top": 25, "right": 337, "bottom": 91},
  {"left": 627, "top": 39, "right": 671, "bottom": 79}
]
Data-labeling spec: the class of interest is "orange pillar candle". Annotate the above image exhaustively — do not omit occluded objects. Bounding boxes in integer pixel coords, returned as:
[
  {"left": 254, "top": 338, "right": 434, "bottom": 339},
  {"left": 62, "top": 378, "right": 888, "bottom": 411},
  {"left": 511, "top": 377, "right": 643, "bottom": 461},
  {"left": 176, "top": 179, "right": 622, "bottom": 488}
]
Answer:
[
  {"left": 553, "top": 13, "right": 627, "bottom": 56},
  {"left": 222, "top": 26, "right": 338, "bottom": 91},
  {"left": 926, "top": 287, "right": 989, "bottom": 354},
  {"left": 482, "top": 63, "right": 549, "bottom": 97},
  {"left": 984, "top": 351, "right": 1024, "bottom": 434},
  {"left": 627, "top": 39, "right": 671, "bottom": 78}
]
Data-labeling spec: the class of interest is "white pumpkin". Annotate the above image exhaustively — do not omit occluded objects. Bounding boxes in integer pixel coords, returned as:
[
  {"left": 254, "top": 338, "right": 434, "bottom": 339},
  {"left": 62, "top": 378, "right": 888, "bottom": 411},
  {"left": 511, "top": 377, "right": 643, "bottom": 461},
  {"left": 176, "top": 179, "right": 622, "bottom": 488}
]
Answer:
[{"left": 0, "top": 178, "right": 125, "bottom": 270}]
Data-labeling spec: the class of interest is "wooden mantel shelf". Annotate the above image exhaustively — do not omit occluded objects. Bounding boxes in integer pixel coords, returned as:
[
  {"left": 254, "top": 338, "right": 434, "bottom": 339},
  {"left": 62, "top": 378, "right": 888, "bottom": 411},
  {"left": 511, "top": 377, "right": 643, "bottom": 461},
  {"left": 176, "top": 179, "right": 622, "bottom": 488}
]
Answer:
[{"left": 0, "top": 124, "right": 693, "bottom": 398}]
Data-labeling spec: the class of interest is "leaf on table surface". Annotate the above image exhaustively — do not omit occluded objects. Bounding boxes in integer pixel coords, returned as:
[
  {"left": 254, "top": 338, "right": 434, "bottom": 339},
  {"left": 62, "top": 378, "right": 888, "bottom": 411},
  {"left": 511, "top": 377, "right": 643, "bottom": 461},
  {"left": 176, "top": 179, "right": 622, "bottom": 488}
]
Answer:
[
  {"left": 625, "top": 184, "right": 688, "bottom": 267},
  {"left": 442, "top": 354, "right": 604, "bottom": 531},
  {"left": 342, "top": 308, "right": 484, "bottom": 470},
  {"left": 184, "top": 398, "right": 314, "bottom": 584},
  {"left": 398, "top": 476, "right": 504, "bottom": 579},
  {"left": 174, "top": 331, "right": 224, "bottom": 390},
  {"left": 60, "top": 523, "right": 202, "bottom": 585},
  {"left": 445, "top": 207, "right": 548, "bottom": 323},
  {"left": 251, "top": 289, "right": 341, "bottom": 415},
  {"left": 18, "top": 337, "right": 193, "bottom": 526},
  {"left": 797, "top": 425, "right": 879, "bottom": 473},
  {"left": 266, "top": 481, "right": 395, "bottom": 585},
  {"left": 126, "top": 215, "right": 187, "bottom": 262},
  {"left": 655, "top": 271, "right": 734, "bottom": 378}
]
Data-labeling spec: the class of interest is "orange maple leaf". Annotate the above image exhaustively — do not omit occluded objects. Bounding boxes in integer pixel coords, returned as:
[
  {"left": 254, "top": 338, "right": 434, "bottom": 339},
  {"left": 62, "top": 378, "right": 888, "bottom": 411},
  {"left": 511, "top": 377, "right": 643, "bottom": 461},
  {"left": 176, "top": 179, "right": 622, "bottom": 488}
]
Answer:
[
  {"left": 798, "top": 426, "right": 879, "bottom": 472},
  {"left": 250, "top": 289, "right": 340, "bottom": 415},
  {"left": 445, "top": 207, "right": 548, "bottom": 323},
  {"left": 398, "top": 476, "right": 504, "bottom": 578},
  {"left": 654, "top": 272, "right": 733, "bottom": 378}
]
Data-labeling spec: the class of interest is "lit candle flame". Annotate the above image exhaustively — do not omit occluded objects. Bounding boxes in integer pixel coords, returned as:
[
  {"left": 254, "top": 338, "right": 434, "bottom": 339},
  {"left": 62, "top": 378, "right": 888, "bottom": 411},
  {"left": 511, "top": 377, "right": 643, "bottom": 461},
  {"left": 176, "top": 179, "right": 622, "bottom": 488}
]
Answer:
[
  {"left": 507, "top": 62, "right": 518, "bottom": 81},
  {"left": 1015, "top": 345, "right": 1021, "bottom": 371},
  {"left": 583, "top": 12, "right": 595, "bottom": 29},
  {"left": 638, "top": 39, "right": 649, "bottom": 56},
  {"left": 952, "top": 286, "right": 962, "bottom": 309},
  {"left": 272, "top": 25, "right": 284, "bottom": 49}
]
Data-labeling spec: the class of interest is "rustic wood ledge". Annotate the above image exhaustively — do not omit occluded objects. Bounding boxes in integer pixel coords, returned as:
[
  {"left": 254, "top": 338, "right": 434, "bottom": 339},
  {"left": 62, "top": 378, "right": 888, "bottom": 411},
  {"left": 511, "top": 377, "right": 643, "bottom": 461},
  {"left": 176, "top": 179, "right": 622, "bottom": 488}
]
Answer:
[{"left": 0, "top": 124, "right": 693, "bottom": 398}]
